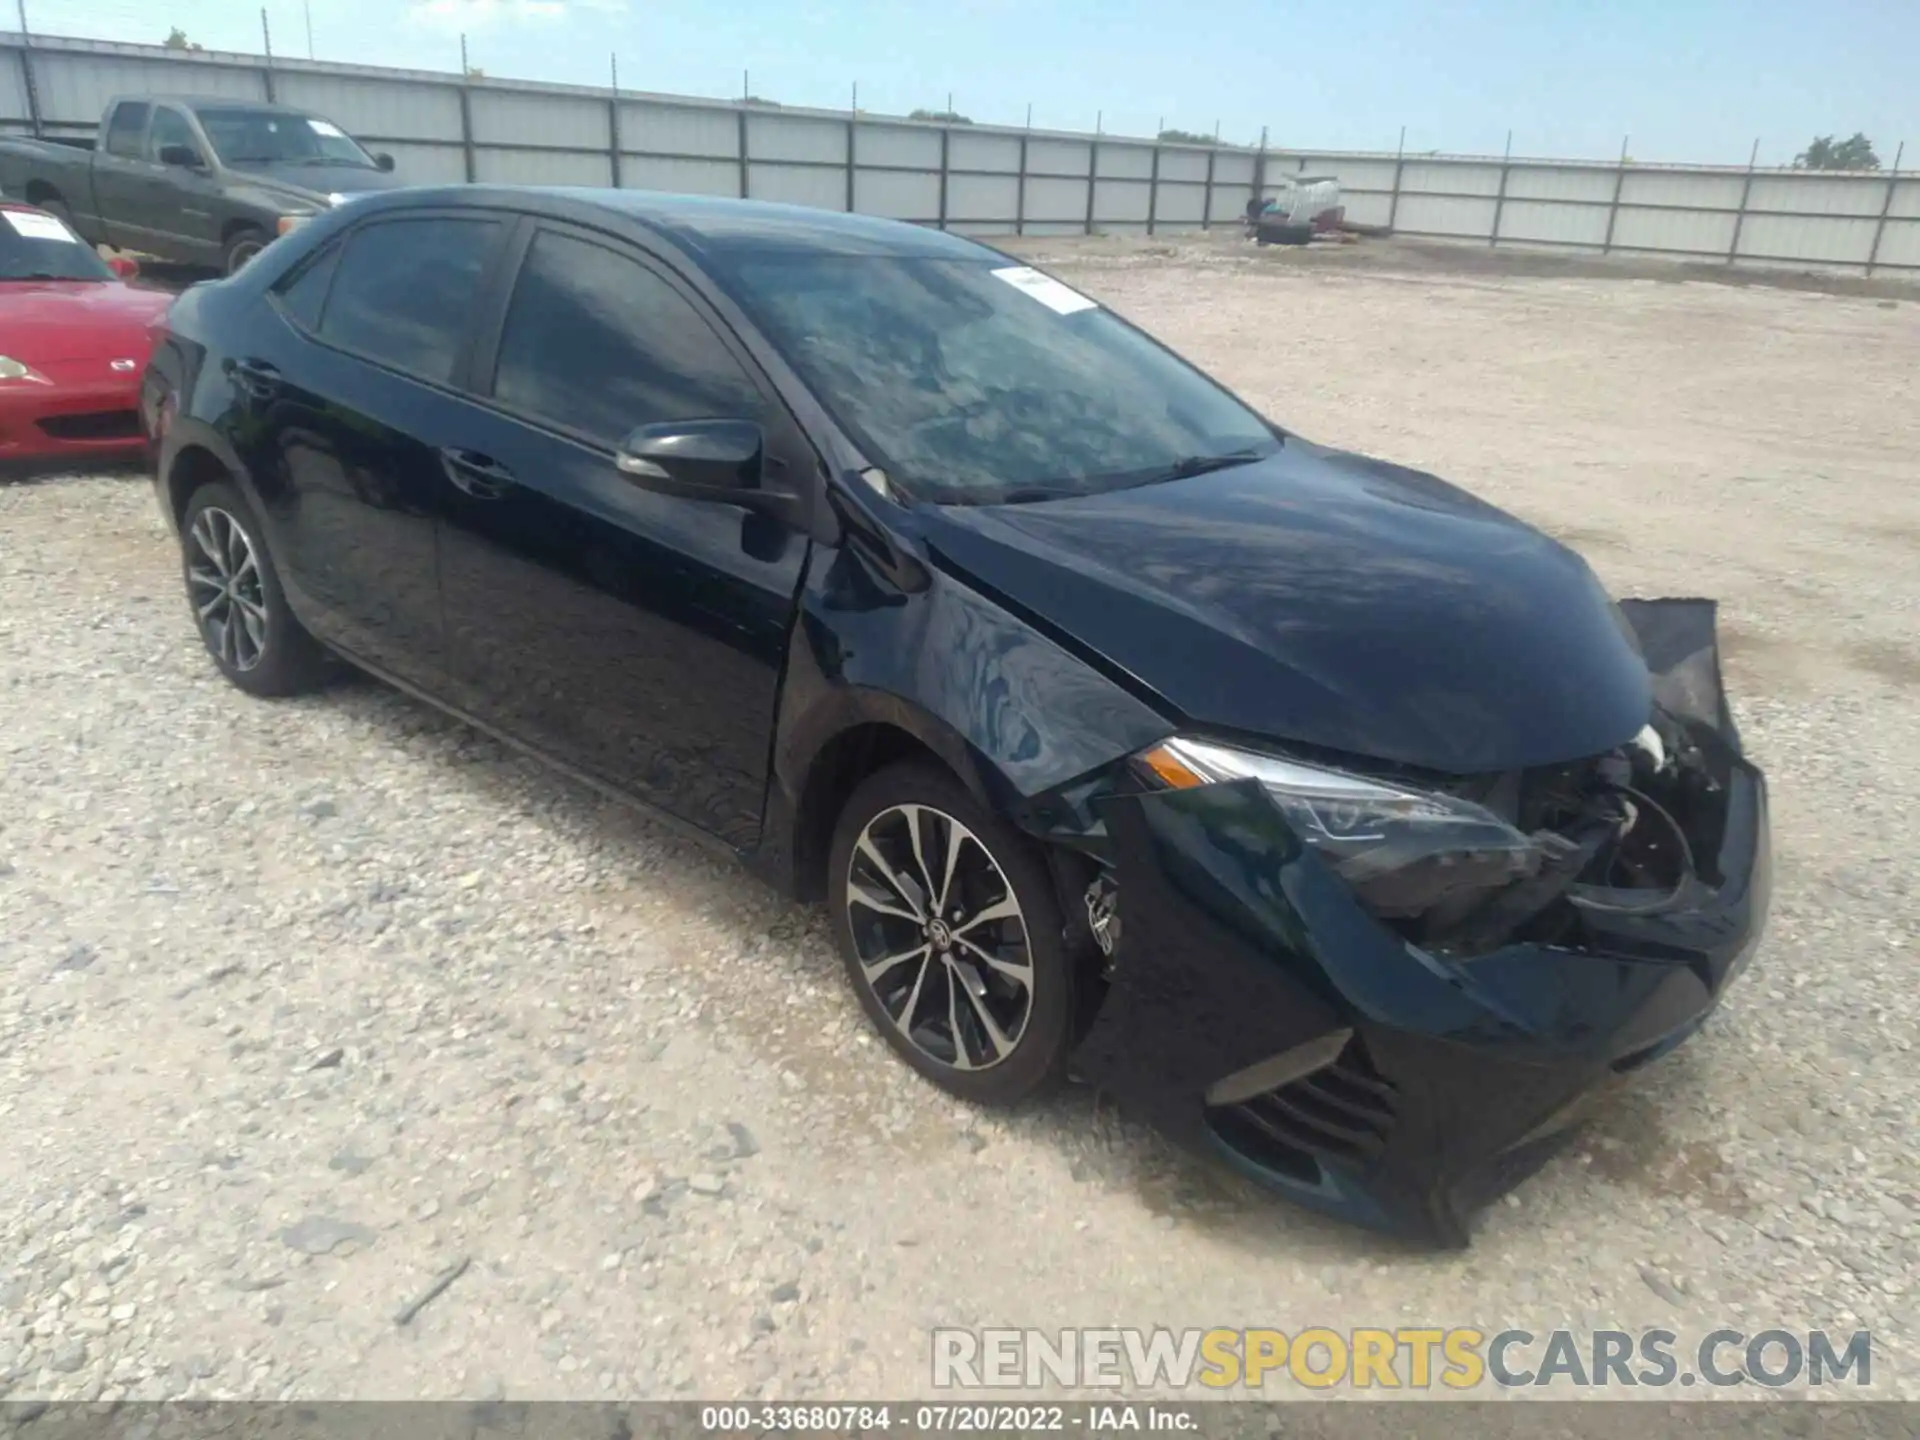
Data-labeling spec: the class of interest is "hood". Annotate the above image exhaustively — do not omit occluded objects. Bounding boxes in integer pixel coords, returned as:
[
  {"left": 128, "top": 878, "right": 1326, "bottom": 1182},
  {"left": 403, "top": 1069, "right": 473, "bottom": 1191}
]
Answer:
[
  {"left": 0, "top": 282, "right": 171, "bottom": 365},
  {"left": 227, "top": 161, "right": 405, "bottom": 205},
  {"left": 917, "top": 439, "right": 1654, "bottom": 775}
]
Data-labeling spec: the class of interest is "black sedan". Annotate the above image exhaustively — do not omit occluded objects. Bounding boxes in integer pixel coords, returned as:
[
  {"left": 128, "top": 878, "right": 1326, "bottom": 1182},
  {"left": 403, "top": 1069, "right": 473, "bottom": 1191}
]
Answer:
[{"left": 141, "top": 187, "right": 1770, "bottom": 1246}]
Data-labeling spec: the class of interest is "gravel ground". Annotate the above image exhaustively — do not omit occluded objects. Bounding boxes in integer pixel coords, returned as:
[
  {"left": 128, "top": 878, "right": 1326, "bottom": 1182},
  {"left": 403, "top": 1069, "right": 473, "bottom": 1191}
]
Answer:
[{"left": 2, "top": 234, "right": 1916, "bottom": 1405}]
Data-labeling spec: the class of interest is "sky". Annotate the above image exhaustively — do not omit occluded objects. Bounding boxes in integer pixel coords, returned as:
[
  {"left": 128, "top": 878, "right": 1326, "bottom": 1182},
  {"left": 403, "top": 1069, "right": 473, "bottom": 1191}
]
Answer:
[{"left": 12, "top": 0, "right": 1917, "bottom": 165}]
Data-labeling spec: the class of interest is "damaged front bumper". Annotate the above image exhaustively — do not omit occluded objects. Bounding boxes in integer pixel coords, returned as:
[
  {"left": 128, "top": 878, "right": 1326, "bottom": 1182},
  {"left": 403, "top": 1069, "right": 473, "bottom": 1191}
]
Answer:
[{"left": 1071, "top": 599, "right": 1771, "bottom": 1247}]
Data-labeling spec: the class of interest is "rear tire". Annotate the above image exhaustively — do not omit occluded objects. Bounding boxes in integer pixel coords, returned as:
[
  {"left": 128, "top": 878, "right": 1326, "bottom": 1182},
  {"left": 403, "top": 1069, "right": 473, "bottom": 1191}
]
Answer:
[
  {"left": 179, "top": 479, "right": 329, "bottom": 698},
  {"left": 222, "top": 226, "right": 269, "bottom": 276},
  {"left": 829, "top": 760, "right": 1079, "bottom": 1107}
]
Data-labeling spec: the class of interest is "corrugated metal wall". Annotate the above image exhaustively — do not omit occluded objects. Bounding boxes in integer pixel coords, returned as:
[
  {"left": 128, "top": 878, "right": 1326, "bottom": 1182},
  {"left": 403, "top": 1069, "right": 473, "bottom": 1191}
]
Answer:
[{"left": 5, "top": 33, "right": 1915, "bottom": 276}]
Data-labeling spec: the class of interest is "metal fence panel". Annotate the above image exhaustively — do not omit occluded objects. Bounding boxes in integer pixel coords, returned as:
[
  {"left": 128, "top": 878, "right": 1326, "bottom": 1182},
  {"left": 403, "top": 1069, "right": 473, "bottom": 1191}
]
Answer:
[
  {"left": 1023, "top": 175, "right": 1090, "bottom": 220},
  {"left": 946, "top": 172, "right": 1018, "bottom": 224},
  {"left": 1096, "top": 143, "right": 1154, "bottom": 180},
  {"left": 1155, "top": 181, "right": 1206, "bottom": 224},
  {"left": 1027, "top": 138, "right": 1090, "bottom": 177},
  {"left": 1, "top": 50, "right": 26, "bottom": 119},
  {"left": 619, "top": 100, "right": 738, "bottom": 159},
  {"left": 470, "top": 87, "right": 608, "bottom": 149},
  {"left": 1738, "top": 213, "right": 1878, "bottom": 265},
  {"left": 1156, "top": 149, "right": 1207, "bottom": 182},
  {"left": 378, "top": 140, "right": 468, "bottom": 184},
  {"left": 35, "top": 49, "right": 265, "bottom": 123},
  {"left": 1209, "top": 182, "right": 1253, "bottom": 222},
  {"left": 948, "top": 129, "right": 1020, "bottom": 173},
  {"left": 619, "top": 154, "right": 739, "bottom": 195},
  {"left": 1619, "top": 169, "right": 1747, "bottom": 211},
  {"left": 1342, "top": 191, "right": 1393, "bottom": 226},
  {"left": 1395, "top": 193, "right": 1499, "bottom": 237},
  {"left": 1496, "top": 197, "right": 1610, "bottom": 247},
  {"left": 1610, "top": 205, "right": 1738, "bottom": 256},
  {"left": 1211, "top": 152, "right": 1255, "bottom": 184},
  {"left": 1891, "top": 180, "right": 1920, "bottom": 220},
  {"left": 748, "top": 162, "right": 847, "bottom": 209},
  {"left": 1402, "top": 160, "right": 1503, "bottom": 198},
  {"left": 1092, "top": 178, "right": 1151, "bottom": 222},
  {"left": 1872, "top": 218, "right": 1920, "bottom": 267},
  {"left": 748, "top": 113, "right": 846, "bottom": 166},
  {"left": 853, "top": 168, "right": 940, "bottom": 220},
  {"left": 475, "top": 145, "right": 613, "bottom": 186},
  {"left": 857, "top": 122, "right": 941, "bottom": 169},
  {"left": 277, "top": 72, "right": 463, "bottom": 141},
  {"left": 1504, "top": 164, "right": 1615, "bottom": 204},
  {"left": 1745, "top": 173, "right": 1884, "bottom": 217}
]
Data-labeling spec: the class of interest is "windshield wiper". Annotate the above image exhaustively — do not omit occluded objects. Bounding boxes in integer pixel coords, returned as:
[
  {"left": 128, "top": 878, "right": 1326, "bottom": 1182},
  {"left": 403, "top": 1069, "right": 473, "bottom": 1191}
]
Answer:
[{"left": 1151, "top": 449, "right": 1268, "bottom": 483}]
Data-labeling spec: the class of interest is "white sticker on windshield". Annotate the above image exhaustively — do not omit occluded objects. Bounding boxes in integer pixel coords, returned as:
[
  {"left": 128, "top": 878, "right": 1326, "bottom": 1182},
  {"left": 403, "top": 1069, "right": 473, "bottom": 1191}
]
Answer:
[
  {"left": 3, "top": 209, "right": 78, "bottom": 243},
  {"left": 989, "top": 265, "right": 1098, "bottom": 316},
  {"left": 308, "top": 118, "right": 347, "bottom": 139}
]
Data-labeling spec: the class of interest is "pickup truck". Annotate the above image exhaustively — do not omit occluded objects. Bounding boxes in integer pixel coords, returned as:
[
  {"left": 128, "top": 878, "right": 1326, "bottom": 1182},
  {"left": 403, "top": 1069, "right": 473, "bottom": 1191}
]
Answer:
[{"left": 0, "top": 95, "right": 405, "bottom": 275}]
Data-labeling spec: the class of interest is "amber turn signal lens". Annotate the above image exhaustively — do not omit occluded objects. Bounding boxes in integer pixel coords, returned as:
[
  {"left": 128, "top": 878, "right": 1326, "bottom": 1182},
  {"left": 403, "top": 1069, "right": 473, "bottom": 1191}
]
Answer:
[{"left": 1137, "top": 743, "right": 1210, "bottom": 790}]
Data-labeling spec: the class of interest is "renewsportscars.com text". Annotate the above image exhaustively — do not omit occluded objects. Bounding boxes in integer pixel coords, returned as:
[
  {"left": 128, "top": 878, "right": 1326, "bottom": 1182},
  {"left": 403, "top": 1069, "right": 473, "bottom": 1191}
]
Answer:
[{"left": 931, "top": 1327, "right": 1874, "bottom": 1391}]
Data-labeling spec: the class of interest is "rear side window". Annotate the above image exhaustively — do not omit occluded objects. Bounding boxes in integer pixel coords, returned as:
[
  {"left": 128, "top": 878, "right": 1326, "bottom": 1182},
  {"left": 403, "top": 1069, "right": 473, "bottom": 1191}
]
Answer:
[
  {"left": 491, "top": 229, "right": 763, "bottom": 445},
  {"left": 274, "top": 242, "right": 341, "bottom": 331},
  {"left": 104, "top": 103, "right": 150, "bottom": 160},
  {"left": 318, "top": 217, "right": 500, "bottom": 383}
]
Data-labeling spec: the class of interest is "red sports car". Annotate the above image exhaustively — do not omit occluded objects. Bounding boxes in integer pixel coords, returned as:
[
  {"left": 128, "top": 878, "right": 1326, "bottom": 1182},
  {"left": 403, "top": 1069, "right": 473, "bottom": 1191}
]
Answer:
[{"left": 1, "top": 200, "right": 171, "bottom": 472}]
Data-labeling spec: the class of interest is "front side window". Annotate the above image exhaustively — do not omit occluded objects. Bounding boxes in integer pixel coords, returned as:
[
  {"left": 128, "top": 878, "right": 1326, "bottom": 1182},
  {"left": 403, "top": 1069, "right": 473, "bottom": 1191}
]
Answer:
[
  {"left": 194, "top": 107, "right": 377, "bottom": 169},
  {"left": 103, "top": 102, "right": 150, "bottom": 160},
  {"left": 148, "top": 108, "right": 203, "bottom": 165},
  {"left": 492, "top": 230, "right": 764, "bottom": 446},
  {"left": 717, "top": 254, "right": 1277, "bottom": 504},
  {"left": 318, "top": 218, "right": 500, "bottom": 382}
]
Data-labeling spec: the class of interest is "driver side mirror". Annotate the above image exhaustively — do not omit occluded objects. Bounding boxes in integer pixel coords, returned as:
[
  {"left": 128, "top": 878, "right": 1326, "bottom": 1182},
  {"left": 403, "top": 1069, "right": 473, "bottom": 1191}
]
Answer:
[
  {"left": 158, "top": 143, "right": 204, "bottom": 169},
  {"left": 614, "top": 419, "right": 800, "bottom": 525},
  {"left": 375, "top": 152, "right": 396, "bottom": 172}
]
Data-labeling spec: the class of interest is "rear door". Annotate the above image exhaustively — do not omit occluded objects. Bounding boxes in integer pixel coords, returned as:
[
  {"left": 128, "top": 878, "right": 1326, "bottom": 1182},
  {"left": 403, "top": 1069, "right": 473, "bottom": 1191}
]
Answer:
[
  {"left": 90, "top": 101, "right": 152, "bottom": 251},
  {"left": 435, "top": 221, "right": 813, "bottom": 847},
  {"left": 232, "top": 210, "right": 513, "bottom": 689}
]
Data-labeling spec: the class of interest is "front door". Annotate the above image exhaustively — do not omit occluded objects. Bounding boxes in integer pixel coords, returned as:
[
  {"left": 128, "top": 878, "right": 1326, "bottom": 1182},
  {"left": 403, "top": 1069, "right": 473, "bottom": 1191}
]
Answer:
[
  {"left": 232, "top": 211, "right": 511, "bottom": 687},
  {"left": 436, "top": 223, "right": 811, "bottom": 847},
  {"left": 137, "top": 105, "right": 224, "bottom": 267}
]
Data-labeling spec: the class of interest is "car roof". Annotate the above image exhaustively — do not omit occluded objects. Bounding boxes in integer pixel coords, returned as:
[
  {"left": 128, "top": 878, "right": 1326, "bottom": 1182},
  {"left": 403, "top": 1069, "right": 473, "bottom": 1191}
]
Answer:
[{"left": 373, "top": 185, "right": 1004, "bottom": 263}]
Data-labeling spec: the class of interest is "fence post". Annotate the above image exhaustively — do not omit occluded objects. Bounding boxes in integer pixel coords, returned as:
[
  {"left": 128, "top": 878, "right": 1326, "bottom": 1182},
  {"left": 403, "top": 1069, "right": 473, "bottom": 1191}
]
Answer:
[
  {"left": 937, "top": 125, "right": 950, "bottom": 230},
  {"left": 1386, "top": 124, "right": 1404, "bottom": 231},
  {"left": 259, "top": 8, "right": 277, "bottom": 102},
  {"left": 1726, "top": 138, "right": 1759, "bottom": 264},
  {"left": 1201, "top": 143, "right": 1216, "bottom": 231},
  {"left": 844, "top": 82, "right": 857, "bottom": 214},
  {"left": 1015, "top": 124, "right": 1028, "bottom": 236},
  {"left": 455, "top": 33, "right": 476, "bottom": 182},
  {"left": 1086, "top": 112, "right": 1100, "bottom": 236},
  {"left": 1488, "top": 129, "right": 1512, "bottom": 248},
  {"left": 1601, "top": 134, "right": 1629, "bottom": 254},
  {"left": 1147, "top": 142, "right": 1160, "bottom": 235},
  {"left": 737, "top": 108, "right": 749, "bottom": 198},
  {"left": 607, "top": 55, "right": 622, "bottom": 189},
  {"left": 1253, "top": 125, "right": 1268, "bottom": 207},
  {"left": 1865, "top": 140, "right": 1905, "bottom": 277},
  {"left": 14, "top": 37, "right": 43, "bottom": 139}
]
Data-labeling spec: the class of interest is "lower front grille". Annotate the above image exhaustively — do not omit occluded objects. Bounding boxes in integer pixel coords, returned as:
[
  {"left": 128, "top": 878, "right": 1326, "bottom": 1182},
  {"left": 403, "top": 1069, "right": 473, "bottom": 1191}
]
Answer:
[
  {"left": 37, "top": 410, "right": 141, "bottom": 441},
  {"left": 1209, "top": 1037, "right": 1399, "bottom": 1182}
]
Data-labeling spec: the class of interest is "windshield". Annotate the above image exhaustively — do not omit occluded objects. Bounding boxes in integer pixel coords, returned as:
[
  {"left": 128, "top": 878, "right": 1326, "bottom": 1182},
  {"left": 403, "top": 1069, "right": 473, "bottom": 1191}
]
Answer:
[
  {"left": 194, "top": 107, "right": 376, "bottom": 168},
  {"left": 719, "top": 254, "right": 1278, "bottom": 505},
  {"left": 0, "top": 209, "right": 114, "bottom": 282}
]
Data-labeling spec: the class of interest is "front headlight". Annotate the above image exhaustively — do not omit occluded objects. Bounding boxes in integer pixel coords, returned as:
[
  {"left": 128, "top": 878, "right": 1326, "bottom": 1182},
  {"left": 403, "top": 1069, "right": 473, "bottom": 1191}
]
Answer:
[
  {"left": 1137, "top": 736, "right": 1549, "bottom": 923},
  {"left": 0, "top": 355, "right": 47, "bottom": 383}
]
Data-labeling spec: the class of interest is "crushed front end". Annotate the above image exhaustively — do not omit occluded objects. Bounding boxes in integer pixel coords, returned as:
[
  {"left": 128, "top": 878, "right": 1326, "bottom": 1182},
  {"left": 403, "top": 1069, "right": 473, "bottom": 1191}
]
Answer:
[{"left": 1068, "top": 599, "right": 1771, "bottom": 1247}]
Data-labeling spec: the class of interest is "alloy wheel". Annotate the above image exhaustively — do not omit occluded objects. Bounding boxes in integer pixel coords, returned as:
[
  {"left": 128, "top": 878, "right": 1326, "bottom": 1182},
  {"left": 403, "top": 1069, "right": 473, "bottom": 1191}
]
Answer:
[
  {"left": 187, "top": 507, "right": 269, "bottom": 672},
  {"left": 844, "top": 803, "right": 1035, "bottom": 1071}
]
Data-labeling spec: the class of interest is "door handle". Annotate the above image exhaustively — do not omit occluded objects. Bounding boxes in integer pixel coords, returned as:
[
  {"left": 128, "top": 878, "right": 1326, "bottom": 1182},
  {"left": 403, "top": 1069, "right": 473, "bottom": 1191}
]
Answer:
[
  {"left": 438, "top": 447, "right": 515, "bottom": 499},
  {"left": 225, "top": 356, "right": 280, "bottom": 398}
]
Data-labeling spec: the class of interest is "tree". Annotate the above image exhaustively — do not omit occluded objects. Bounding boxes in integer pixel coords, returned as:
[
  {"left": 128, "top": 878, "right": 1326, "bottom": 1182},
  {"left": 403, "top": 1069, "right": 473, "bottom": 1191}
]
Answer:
[
  {"left": 1794, "top": 133, "right": 1880, "bottom": 171},
  {"left": 162, "top": 26, "right": 202, "bottom": 50},
  {"left": 1157, "top": 127, "right": 1216, "bottom": 146},
  {"left": 465, "top": 65, "right": 485, "bottom": 78},
  {"left": 909, "top": 108, "right": 972, "bottom": 125}
]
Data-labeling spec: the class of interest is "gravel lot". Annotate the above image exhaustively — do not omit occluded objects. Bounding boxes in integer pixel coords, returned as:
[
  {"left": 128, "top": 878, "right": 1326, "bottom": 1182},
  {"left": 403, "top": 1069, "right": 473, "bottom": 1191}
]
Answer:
[{"left": 2, "top": 234, "right": 1917, "bottom": 1404}]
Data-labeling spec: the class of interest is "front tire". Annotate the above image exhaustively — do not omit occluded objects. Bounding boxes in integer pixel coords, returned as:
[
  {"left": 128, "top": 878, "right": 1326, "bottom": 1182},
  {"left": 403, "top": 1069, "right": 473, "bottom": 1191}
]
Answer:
[
  {"left": 829, "top": 761, "right": 1078, "bottom": 1106},
  {"left": 179, "top": 479, "right": 328, "bottom": 697},
  {"left": 222, "top": 226, "right": 269, "bottom": 276}
]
